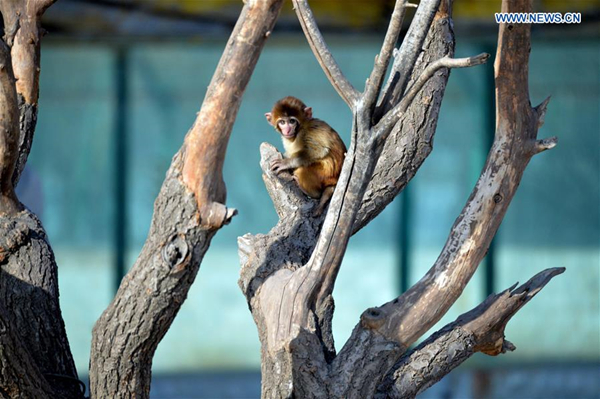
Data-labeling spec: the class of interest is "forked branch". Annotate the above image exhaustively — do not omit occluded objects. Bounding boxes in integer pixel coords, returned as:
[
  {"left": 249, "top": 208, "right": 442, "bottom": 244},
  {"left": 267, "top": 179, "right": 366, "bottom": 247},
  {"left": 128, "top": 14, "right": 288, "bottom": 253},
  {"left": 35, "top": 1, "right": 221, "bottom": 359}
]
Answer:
[
  {"left": 293, "top": 3, "right": 489, "bottom": 320},
  {"left": 355, "top": 0, "right": 555, "bottom": 355},
  {"left": 363, "top": 0, "right": 409, "bottom": 108},
  {"left": 375, "top": 52, "right": 490, "bottom": 138},
  {"left": 375, "top": 0, "right": 442, "bottom": 120},
  {"left": 292, "top": 0, "right": 359, "bottom": 108},
  {"left": 250, "top": 2, "right": 487, "bottom": 393},
  {"left": 380, "top": 268, "right": 565, "bottom": 398}
]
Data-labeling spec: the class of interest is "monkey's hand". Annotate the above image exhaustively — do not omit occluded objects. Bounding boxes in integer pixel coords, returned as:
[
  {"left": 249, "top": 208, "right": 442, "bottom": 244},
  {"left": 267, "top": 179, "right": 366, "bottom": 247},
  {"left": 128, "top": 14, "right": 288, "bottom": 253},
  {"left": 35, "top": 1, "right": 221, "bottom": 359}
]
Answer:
[{"left": 270, "top": 158, "right": 295, "bottom": 175}]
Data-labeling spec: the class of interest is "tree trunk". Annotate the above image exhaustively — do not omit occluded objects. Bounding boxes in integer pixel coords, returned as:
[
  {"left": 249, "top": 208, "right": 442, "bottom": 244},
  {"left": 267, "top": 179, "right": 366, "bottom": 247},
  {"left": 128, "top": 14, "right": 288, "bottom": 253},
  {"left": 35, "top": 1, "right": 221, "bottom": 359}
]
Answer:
[
  {"left": 0, "top": 2, "right": 83, "bottom": 397},
  {"left": 89, "top": 1, "right": 284, "bottom": 397}
]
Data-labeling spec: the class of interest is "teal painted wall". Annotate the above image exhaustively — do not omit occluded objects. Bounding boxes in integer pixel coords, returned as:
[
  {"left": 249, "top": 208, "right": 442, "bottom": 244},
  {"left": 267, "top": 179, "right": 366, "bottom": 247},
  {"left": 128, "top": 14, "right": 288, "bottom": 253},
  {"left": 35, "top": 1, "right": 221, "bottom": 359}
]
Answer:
[{"left": 20, "top": 35, "right": 599, "bottom": 375}]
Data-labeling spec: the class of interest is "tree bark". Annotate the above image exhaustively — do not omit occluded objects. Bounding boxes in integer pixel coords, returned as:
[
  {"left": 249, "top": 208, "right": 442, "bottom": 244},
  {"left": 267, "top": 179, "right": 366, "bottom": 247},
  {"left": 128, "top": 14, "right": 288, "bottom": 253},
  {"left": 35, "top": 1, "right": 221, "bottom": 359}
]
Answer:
[
  {"left": 0, "top": 212, "right": 83, "bottom": 398},
  {"left": 89, "top": 1, "right": 284, "bottom": 397},
  {"left": 0, "top": 305, "right": 56, "bottom": 399}
]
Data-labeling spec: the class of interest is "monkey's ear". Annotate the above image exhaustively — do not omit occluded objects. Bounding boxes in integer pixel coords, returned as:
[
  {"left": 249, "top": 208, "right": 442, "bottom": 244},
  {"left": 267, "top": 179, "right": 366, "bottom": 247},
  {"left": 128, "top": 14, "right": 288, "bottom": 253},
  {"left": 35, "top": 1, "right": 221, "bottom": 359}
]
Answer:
[
  {"left": 304, "top": 107, "right": 313, "bottom": 119},
  {"left": 265, "top": 112, "right": 273, "bottom": 124}
]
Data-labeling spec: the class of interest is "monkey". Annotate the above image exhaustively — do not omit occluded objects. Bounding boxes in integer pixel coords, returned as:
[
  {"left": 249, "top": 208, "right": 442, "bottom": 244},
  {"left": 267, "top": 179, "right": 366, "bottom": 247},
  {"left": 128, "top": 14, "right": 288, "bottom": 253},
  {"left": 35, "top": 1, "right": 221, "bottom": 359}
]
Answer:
[{"left": 265, "top": 96, "right": 346, "bottom": 215}]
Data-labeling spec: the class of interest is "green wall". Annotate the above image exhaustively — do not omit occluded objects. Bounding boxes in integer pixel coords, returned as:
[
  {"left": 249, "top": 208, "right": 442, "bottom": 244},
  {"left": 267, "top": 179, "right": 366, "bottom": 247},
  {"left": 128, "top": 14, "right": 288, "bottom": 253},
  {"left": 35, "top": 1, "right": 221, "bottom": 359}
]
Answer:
[{"left": 20, "top": 35, "right": 599, "bottom": 374}]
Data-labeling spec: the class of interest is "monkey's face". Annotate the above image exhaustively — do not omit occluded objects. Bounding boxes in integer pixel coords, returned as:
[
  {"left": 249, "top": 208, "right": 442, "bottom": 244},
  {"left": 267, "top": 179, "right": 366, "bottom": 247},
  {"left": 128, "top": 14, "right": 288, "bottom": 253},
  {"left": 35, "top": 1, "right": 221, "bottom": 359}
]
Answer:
[
  {"left": 265, "top": 112, "right": 300, "bottom": 139},
  {"left": 275, "top": 117, "right": 300, "bottom": 139}
]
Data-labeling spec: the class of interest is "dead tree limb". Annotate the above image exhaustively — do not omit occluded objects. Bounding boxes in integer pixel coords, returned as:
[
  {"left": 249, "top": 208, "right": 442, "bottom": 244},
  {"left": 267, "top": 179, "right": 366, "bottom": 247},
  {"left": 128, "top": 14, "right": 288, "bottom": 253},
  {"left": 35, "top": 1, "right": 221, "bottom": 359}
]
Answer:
[
  {"left": 378, "top": 268, "right": 565, "bottom": 398},
  {"left": 293, "top": 0, "right": 359, "bottom": 107},
  {"left": 89, "top": 1, "right": 284, "bottom": 397},
  {"left": 0, "top": 0, "right": 56, "bottom": 187},
  {"left": 353, "top": 0, "right": 454, "bottom": 231},
  {"left": 332, "top": 1, "right": 560, "bottom": 395},
  {"left": 375, "top": 0, "right": 442, "bottom": 120},
  {"left": 362, "top": 0, "right": 409, "bottom": 109},
  {"left": 0, "top": 38, "right": 19, "bottom": 215},
  {"left": 239, "top": 0, "right": 489, "bottom": 397}
]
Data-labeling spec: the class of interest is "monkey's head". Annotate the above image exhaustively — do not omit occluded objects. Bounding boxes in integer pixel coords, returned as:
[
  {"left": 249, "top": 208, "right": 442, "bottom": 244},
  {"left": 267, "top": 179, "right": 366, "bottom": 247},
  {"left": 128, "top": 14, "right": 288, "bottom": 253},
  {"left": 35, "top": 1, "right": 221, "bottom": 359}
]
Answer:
[{"left": 265, "top": 96, "right": 312, "bottom": 140}]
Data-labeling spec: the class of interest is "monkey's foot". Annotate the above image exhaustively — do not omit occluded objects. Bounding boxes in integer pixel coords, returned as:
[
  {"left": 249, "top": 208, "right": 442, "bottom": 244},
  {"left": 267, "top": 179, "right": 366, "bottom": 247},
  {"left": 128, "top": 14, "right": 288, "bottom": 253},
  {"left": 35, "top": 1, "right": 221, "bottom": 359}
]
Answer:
[{"left": 313, "top": 205, "right": 326, "bottom": 216}]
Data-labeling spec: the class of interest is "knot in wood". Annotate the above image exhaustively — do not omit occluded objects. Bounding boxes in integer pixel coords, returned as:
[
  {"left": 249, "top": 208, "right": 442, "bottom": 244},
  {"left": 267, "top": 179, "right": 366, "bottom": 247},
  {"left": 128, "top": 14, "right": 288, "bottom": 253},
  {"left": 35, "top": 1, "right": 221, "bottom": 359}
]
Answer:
[
  {"left": 493, "top": 193, "right": 503, "bottom": 204},
  {"left": 162, "top": 234, "right": 189, "bottom": 269},
  {"left": 361, "top": 307, "right": 386, "bottom": 330},
  {"left": 0, "top": 318, "right": 6, "bottom": 335}
]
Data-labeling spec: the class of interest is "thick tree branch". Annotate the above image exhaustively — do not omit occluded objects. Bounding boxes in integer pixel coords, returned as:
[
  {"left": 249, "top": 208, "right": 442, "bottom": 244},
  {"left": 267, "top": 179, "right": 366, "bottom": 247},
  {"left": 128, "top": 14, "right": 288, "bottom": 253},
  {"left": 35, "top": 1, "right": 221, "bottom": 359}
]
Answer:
[
  {"left": 353, "top": 0, "right": 454, "bottom": 232},
  {"left": 362, "top": 0, "right": 409, "bottom": 110},
  {"left": 181, "top": 0, "right": 287, "bottom": 229},
  {"left": 1, "top": 0, "right": 54, "bottom": 104},
  {"left": 90, "top": 1, "right": 284, "bottom": 397},
  {"left": 375, "top": 0, "right": 441, "bottom": 121},
  {"left": 319, "top": 0, "right": 559, "bottom": 396},
  {"left": 291, "top": 0, "right": 359, "bottom": 108},
  {"left": 0, "top": 0, "right": 55, "bottom": 186},
  {"left": 379, "top": 268, "right": 565, "bottom": 398},
  {"left": 0, "top": 39, "right": 19, "bottom": 214}
]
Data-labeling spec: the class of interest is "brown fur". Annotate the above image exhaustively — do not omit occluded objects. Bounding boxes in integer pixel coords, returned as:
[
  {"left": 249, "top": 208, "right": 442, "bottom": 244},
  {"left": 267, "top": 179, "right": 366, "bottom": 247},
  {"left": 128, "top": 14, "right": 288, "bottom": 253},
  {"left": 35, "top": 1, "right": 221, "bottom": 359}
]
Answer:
[{"left": 266, "top": 97, "right": 346, "bottom": 213}]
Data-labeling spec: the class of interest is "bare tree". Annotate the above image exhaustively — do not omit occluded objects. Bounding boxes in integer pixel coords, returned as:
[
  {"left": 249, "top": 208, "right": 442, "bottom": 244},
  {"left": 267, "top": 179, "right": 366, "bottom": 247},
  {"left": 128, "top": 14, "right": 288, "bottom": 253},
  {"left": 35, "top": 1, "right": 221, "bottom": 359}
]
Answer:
[
  {"left": 238, "top": 0, "right": 562, "bottom": 397},
  {"left": 0, "top": 0, "right": 562, "bottom": 398}
]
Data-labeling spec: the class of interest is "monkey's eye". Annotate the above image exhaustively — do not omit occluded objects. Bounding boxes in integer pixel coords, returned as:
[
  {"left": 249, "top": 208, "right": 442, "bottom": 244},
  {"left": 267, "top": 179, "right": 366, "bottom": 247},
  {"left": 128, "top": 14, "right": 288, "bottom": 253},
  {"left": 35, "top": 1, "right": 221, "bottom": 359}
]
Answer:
[
  {"left": 277, "top": 120, "right": 286, "bottom": 126},
  {"left": 289, "top": 119, "right": 298, "bottom": 125}
]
